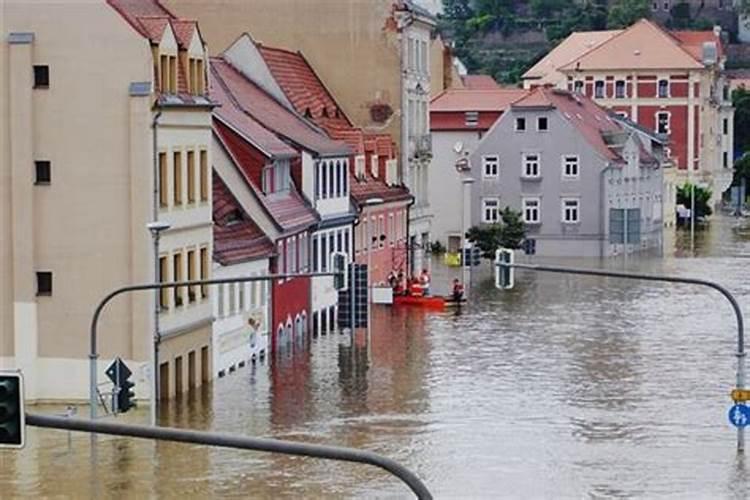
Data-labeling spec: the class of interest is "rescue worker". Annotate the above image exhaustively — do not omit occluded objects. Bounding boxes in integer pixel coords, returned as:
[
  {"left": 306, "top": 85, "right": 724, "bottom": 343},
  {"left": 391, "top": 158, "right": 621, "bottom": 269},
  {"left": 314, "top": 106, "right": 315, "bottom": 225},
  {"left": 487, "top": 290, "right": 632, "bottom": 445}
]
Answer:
[
  {"left": 452, "top": 278, "right": 465, "bottom": 302},
  {"left": 419, "top": 268, "right": 431, "bottom": 296}
]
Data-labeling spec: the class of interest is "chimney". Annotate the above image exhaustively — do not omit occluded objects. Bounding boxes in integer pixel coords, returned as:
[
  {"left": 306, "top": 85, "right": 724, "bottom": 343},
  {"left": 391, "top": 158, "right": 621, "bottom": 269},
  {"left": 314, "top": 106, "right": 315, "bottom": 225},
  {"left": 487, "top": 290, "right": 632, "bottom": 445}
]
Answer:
[{"left": 714, "top": 25, "right": 721, "bottom": 38}]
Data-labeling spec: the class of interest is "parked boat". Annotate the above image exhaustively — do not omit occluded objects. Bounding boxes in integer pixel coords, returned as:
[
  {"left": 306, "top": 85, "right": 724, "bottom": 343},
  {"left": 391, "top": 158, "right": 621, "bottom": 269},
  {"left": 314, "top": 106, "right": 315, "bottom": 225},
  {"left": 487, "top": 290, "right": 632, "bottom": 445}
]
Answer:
[{"left": 392, "top": 295, "right": 467, "bottom": 310}]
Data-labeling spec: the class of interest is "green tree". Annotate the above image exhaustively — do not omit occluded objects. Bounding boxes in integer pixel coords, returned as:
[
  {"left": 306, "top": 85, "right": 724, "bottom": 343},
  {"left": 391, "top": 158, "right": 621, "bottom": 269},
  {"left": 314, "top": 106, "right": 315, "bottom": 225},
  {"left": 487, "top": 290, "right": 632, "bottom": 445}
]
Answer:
[
  {"left": 607, "top": 0, "right": 650, "bottom": 28},
  {"left": 676, "top": 182, "right": 713, "bottom": 219},
  {"left": 733, "top": 88, "right": 750, "bottom": 154},
  {"left": 466, "top": 207, "right": 526, "bottom": 259},
  {"left": 734, "top": 153, "right": 750, "bottom": 187}
]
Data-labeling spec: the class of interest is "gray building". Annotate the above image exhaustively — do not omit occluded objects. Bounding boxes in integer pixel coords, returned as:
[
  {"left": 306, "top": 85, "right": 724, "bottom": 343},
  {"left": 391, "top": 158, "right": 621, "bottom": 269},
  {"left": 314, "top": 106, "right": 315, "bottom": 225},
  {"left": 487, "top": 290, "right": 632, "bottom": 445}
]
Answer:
[{"left": 470, "top": 87, "right": 665, "bottom": 257}]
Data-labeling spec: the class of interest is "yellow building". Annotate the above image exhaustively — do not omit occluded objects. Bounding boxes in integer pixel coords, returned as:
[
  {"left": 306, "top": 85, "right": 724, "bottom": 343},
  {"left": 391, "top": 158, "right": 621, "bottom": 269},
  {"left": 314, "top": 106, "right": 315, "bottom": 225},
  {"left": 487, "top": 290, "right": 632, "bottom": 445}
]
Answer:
[{"left": 1, "top": 0, "right": 214, "bottom": 403}]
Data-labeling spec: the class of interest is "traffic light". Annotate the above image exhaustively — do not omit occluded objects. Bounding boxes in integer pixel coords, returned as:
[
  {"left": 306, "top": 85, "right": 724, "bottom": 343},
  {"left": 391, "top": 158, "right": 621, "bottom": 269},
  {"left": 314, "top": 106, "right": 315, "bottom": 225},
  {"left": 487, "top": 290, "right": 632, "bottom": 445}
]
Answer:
[
  {"left": 0, "top": 371, "right": 25, "bottom": 448},
  {"left": 330, "top": 252, "right": 348, "bottom": 291},
  {"left": 106, "top": 358, "right": 135, "bottom": 414},
  {"left": 495, "top": 248, "right": 514, "bottom": 290},
  {"left": 471, "top": 247, "right": 482, "bottom": 266}
]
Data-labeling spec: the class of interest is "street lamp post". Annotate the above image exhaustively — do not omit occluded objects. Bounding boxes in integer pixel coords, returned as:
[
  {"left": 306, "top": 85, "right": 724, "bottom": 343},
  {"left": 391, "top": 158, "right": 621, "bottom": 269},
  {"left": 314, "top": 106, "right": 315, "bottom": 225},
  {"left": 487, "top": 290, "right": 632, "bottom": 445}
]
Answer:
[
  {"left": 363, "top": 197, "right": 384, "bottom": 337},
  {"left": 460, "top": 177, "right": 475, "bottom": 297},
  {"left": 146, "top": 220, "right": 170, "bottom": 426}
]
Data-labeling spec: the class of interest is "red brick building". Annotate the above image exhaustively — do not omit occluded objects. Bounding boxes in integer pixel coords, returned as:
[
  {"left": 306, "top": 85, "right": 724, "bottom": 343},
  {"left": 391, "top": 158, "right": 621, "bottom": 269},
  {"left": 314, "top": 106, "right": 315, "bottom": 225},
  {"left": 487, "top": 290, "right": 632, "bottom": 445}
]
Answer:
[{"left": 523, "top": 19, "right": 734, "bottom": 200}]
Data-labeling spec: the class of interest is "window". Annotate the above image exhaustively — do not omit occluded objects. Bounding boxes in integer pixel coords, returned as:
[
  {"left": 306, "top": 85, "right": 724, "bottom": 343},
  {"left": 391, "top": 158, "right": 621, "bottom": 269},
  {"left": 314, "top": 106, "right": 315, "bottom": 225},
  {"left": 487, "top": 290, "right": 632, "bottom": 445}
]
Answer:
[
  {"left": 594, "top": 81, "right": 604, "bottom": 98},
  {"left": 370, "top": 156, "right": 378, "bottom": 179},
  {"left": 562, "top": 198, "right": 580, "bottom": 223},
  {"left": 160, "top": 55, "right": 169, "bottom": 92},
  {"left": 312, "top": 236, "right": 319, "bottom": 272},
  {"left": 523, "top": 153, "right": 540, "bottom": 178},
  {"left": 574, "top": 80, "right": 583, "bottom": 94},
  {"left": 187, "top": 249, "right": 196, "bottom": 303},
  {"left": 159, "top": 152, "right": 168, "bottom": 207},
  {"left": 537, "top": 116, "right": 548, "bottom": 131},
  {"left": 173, "top": 252, "right": 183, "bottom": 307},
  {"left": 196, "top": 59, "right": 204, "bottom": 94},
  {"left": 199, "top": 150, "right": 208, "bottom": 202},
  {"left": 35, "top": 160, "right": 51, "bottom": 184},
  {"left": 389, "top": 213, "right": 395, "bottom": 246},
  {"left": 262, "top": 165, "right": 273, "bottom": 195},
  {"left": 523, "top": 198, "right": 540, "bottom": 224},
  {"left": 200, "top": 247, "right": 208, "bottom": 298},
  {"left": 378, "top": 215, "right": 385, "bottom": 247},
  {"left": 169, "top": 56, "right": 177, "bottom": 93},
  {"left": 328, "top": 161, "right": 335, "bottom": 196},
  {"left": 187, "top": 150, "right": 196, "bottom": 203},
  {"left": 723, "top": 85, "right": 730, "bottom": 101},
  {"left": 723, "top": 118, "right": 729, "bottom": 135},
  {"left": 482, "top": 198, "right": 500, "bottom": 223},
  {"left": 656, "top": 112, "right": 669, "bottom": 134},
  {"left": 615, "top": 80, "right": 626, "bottom": 98},
  {"left": 159, "top": 256, "right": 169, "bottom": 309},
  {"left": 321, "top": 162, "right": 328, "bottom": 198},
  {"left": 723, "top": 151, "right": 729, "bottom": 168},
  {"left": 482, "top": 155, "right": 499, "bottom": 178},
  {"left": 189, "top": 58, "right": 197, "bottom": 94},
  {"left": 465, "top": 111, "right": 479, "bottom": 127},
  {"left": 562, "top": 155, "right": 579, "bottom": 178},
  {"left": 515, "top": 117, "right": 526, "bottom": 131},
  {"left": 658, "top": 79, "right": 669, "bottom": 98},
  {"left": 173, "top": 151, "right": 182, "bottom": 205},
  {"left": 320, "top": 236, "right": 328, "bottom": 271},
  {"left": 408, "top": 38, "right": 415, "bottom": 70},
  {"left": 36, "top": 271, "right": 52, "bottom": 296},
  {"left": 33, "top": 65, "right": 49, "bottom": 88}
]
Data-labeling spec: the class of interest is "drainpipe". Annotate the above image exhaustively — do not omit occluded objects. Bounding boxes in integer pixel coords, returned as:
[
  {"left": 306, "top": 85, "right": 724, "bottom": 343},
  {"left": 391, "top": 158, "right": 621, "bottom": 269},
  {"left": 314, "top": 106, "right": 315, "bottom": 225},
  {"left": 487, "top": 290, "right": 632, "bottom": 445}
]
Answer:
[
  {"left": 600, "top": 162, "right": 614, "bottom": 258},
  {"left": 151, "top": 110, "right": 162, "bottom": 425}
]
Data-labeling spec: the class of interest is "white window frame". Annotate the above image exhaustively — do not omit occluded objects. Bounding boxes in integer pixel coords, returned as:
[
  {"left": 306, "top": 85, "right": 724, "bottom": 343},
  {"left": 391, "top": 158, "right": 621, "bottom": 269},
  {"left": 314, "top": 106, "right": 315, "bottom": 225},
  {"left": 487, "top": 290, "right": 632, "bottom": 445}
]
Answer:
[
  {"left": 465, "top": 111, "right": 479, "bottom": 127},
  {"left": 522, "top": 153, "right": 541, "bottom": 179},
  {"left": 561, "top": 155, "right": 580, "bottom": 178},
  {"left": 561, "top": 198, "right": 580, "bottom": 224},
  {"left": 657, "top": 78, "right": 670, "bottom": 98},
  {"left": 655, "top": 111, "right": 670, "bottom": 135},
  {"left": 573, "top": 80, "right": 584, "bottom": 94},
  {"left": 514, "top": 116, "right": 526, "bottom": 132},
  {"left": 537, "top": 116, "right": 549, "bottom": 132},
  {"left": 482, "top": 198, "right": 500, "bottom": 224},
  {"left": 615, "top": 80, "right": 626, "bottom": 99},
  {"left": 482, "top": 155, "right": 499, "bottom": 178},
  {"left": 522, "top": 197, "right": 541, "bottom": 224},
  {"left": 594, "top": 80, "right": 605, "bottom": 99}
]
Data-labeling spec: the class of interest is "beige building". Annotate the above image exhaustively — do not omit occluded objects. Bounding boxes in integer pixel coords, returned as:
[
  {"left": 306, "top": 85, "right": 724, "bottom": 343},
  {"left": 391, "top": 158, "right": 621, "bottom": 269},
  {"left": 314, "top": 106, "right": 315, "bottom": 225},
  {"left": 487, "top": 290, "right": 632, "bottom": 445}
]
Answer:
[
  {"left": 1, "top": 0, "right": 214, "bottom": 402},
  {"left": 164, "top": 0, "right": 450, "bottom": 271}
]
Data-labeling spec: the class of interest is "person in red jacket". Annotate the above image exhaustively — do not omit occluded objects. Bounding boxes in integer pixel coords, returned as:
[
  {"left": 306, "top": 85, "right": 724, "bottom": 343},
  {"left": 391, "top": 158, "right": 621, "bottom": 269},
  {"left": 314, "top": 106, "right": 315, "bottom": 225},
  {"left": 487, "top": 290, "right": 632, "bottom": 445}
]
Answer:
[{"left": 452, "top": 278, "right": 464, "bottom": 301}]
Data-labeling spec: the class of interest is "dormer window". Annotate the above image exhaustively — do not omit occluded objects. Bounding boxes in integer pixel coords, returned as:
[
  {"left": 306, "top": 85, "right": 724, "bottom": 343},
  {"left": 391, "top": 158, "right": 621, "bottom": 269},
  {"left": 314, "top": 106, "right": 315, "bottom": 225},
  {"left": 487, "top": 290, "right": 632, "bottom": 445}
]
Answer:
[
  {"left": 188, "top": 57, "right": 205, "bottom": 95},
  {"left": 262, "top": 159, "right": 291, "bottom": 195},
  {"left": 159, "top": 54, "right": 177, "bottom": 94}
]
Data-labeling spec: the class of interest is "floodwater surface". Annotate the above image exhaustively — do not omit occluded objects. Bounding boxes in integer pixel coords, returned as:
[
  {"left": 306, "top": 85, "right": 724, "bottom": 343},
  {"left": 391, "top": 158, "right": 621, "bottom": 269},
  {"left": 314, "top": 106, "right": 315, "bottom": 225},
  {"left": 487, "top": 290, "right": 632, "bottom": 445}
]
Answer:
[{"left": 3, "top": 216, "right": 750, "bottom": 498}]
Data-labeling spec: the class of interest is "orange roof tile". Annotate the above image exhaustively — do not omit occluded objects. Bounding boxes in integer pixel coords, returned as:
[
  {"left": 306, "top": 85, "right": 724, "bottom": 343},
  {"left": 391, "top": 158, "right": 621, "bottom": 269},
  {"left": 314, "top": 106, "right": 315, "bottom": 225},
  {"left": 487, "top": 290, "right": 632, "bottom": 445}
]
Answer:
[
  {"left": 461, "top": 74, "right": 500, "bottom": 89},
  {"left": 108, "top": 0, "right": 175, "bottom": 38},
  {"left": 135, "top": 16, "right": 169, "bottom": 42},
  {"left": 170, "top": 19, "right": 197, "bottom": 49},
  {"left": 522, "top": 30, "right": 621, "bottom": 84},
  {"left": 671, "top": 30, "right": 723, "bottom": 61},
  {"left": 559, "top": 19, "right": 706, "bottom": 71},
  {"left": 430, "top": 89, "right": 528, "bottom": 112}
]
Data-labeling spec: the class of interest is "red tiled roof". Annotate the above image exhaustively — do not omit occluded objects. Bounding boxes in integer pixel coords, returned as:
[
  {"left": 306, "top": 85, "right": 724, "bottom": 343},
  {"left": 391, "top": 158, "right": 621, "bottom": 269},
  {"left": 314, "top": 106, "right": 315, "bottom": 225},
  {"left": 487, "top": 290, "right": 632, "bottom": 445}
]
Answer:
[
  {"left": 213, "top": 173, "right": 275, "bottom": 265},
  {"left": 170, "top": 19, "right": 197, "bottom": 48},
  {"left": 350, "top": 173, "right": 411, "bottom": 204},
  {"left": 107, "top": 0, "right": 175, "bottom": 37},
  {"left": 431, "top": 89, "right": 529, "bottom": 112},
  {"left": 134, "top": 16, "right": 169, "bottom": 42},
  {"left": 210, "top": 64, "right": 297, "bottom": 159},
  {"left": 461, "top": 75, "right": 500, "bottom": 90},
  {"left": 211, "top": 57, "right": 351, "bottom": 157},
  {"left": 214, "top": 119, "right": 319, "bottom": 234},
  {"left": 513, "top": 87, "right": 622, "bottom": 160},
  {"left": 671, "top": 30, "right": 724, "bottom": 62}
]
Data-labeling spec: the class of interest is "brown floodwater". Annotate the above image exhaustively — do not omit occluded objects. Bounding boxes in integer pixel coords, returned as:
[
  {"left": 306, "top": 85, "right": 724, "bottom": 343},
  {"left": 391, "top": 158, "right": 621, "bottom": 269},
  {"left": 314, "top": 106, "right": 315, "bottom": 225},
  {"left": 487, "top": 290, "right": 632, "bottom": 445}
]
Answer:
[{"left": 3, "top": 216, "right": 750, "bottom": 498}]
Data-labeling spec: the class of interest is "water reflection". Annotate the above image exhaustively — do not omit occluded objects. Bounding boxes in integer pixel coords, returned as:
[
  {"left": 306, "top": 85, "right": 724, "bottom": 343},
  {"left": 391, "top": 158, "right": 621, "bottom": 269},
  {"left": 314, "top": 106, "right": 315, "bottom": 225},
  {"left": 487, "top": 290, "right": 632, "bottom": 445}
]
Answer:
[{"left": 4, "top": 216, "right": 750, "bottom": 497}]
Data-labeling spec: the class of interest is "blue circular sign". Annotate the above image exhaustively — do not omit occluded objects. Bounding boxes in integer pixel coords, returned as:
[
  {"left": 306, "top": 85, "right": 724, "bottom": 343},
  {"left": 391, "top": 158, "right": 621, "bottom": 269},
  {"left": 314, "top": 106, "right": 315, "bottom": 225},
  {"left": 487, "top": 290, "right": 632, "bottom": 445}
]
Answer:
[{"left": 729, "top": 404, "right": 750, "bottom": 428}]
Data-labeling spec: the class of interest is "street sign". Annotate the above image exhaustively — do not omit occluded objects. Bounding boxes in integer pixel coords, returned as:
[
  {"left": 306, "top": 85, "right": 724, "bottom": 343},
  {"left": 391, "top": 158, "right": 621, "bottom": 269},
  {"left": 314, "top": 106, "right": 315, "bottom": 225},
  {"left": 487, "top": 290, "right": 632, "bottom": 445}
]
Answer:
[
  {"left": 729, "top": 404, "right": 750, "bottom": 428},
  {"left": 105, "top": 357, "right": 132, "bottom": 384},
  {"left": 732, "top": 389, "right": 750, "bottom": 402},
  {"left": 495, "top": 248, "right": 514, "bottom": 290}
]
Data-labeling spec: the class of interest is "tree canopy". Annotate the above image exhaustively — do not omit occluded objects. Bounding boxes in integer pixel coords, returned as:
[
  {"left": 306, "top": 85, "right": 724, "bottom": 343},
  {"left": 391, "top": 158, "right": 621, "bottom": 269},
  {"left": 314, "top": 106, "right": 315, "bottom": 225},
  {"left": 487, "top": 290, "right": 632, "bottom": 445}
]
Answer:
[{"left": 466, "top": 207, "right": 526, "bottom": 259}]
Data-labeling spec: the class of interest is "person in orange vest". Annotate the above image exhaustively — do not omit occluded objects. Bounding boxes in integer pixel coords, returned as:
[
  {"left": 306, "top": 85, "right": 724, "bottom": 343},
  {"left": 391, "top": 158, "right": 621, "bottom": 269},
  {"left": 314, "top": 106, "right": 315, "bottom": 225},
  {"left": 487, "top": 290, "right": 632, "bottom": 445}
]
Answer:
[{"left": 409, "top": 277, "right": 424, "bottom": 297}]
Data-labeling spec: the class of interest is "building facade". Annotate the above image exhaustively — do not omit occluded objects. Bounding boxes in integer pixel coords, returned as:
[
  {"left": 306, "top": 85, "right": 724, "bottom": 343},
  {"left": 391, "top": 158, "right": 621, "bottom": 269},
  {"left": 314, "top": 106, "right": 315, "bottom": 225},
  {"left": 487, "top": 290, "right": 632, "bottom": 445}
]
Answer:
[
  {"left": 470, "top": 87, "right": 665, "bottom": 257},
  {"left": 429, "top": 88, "right": 528, "bottom": 252},
  {"left": 1, "top": 0, "right": 213, "bottom": 402},
  {"left": 522, "top": 19, "right": 733, "bottom": 204}
]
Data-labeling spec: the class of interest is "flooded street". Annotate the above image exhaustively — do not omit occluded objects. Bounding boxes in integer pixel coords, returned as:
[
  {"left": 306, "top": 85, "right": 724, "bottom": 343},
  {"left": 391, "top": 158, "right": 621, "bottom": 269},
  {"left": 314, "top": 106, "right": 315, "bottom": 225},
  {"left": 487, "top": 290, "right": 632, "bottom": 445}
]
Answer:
[{"left": 4, "top": 216, "right": 750, "bottom": 498}]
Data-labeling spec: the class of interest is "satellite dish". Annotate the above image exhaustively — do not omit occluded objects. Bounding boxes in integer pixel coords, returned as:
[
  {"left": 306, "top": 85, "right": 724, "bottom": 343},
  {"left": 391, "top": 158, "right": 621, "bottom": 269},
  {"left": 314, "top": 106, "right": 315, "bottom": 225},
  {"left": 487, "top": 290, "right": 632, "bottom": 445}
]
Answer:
[{"left": 453, "top": 141, "right": 464, "bottom": 154}]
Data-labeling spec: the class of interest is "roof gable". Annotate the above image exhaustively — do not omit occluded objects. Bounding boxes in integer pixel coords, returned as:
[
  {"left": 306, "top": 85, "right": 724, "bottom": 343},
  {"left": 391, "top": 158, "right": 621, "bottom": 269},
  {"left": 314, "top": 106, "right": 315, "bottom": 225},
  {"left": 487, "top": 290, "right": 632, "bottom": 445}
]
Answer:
[
  {"left": 560, "top": 19, "right": 704, "bottom": 71},
  {"left": 430, "top": 89, "right": 528, "bottom": 112}
]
